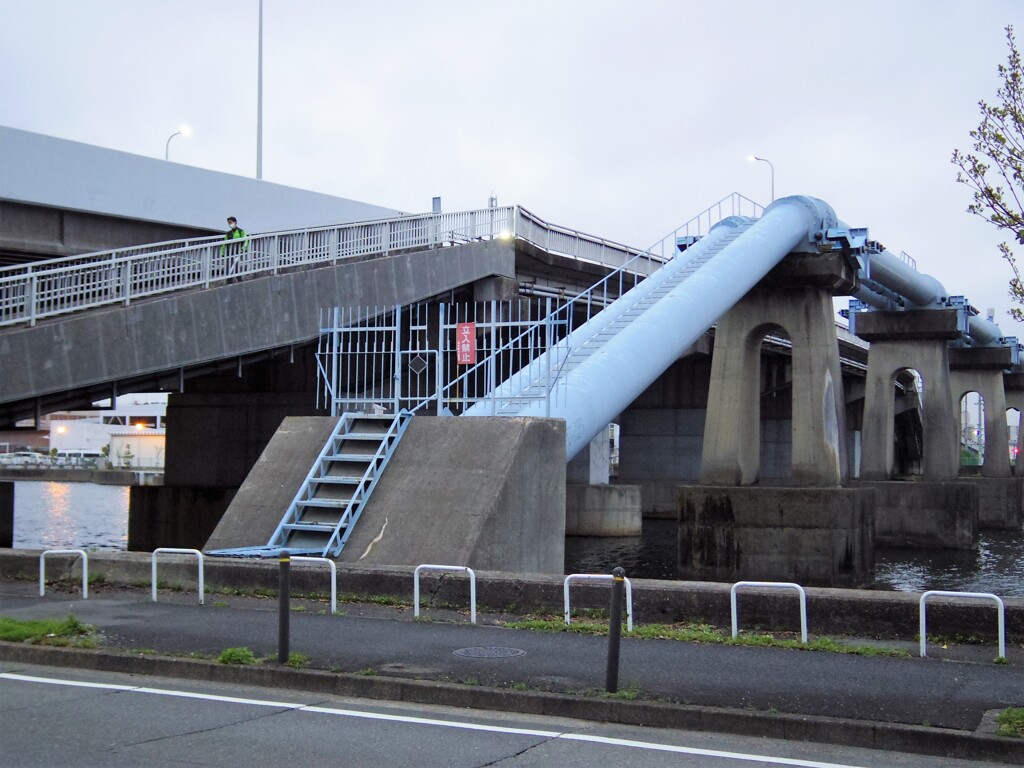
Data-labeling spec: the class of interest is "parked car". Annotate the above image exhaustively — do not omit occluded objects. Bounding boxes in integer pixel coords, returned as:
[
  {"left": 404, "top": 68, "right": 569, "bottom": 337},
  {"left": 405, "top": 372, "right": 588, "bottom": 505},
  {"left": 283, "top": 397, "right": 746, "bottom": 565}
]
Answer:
[{"left": 0, "top": 451, "right": 46, "bottom": 466}]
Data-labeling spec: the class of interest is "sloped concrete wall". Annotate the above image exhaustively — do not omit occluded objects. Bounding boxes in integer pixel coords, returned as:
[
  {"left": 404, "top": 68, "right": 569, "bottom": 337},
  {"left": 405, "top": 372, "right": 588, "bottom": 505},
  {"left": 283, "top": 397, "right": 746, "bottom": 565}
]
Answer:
[
  {"left": 205, "top": 415, "right": 567, "bottom": 575},
  {"left": 342, "top": 417, "right": 566, "bottom": 574}
]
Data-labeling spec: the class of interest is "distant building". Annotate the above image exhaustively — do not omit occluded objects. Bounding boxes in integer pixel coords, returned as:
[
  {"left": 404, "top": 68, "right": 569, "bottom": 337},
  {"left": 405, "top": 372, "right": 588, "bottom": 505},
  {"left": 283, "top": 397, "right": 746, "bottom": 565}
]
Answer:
[
  {"left": 46, "top": 396, "right": 166, "bottom": 463},
  {"left": 109, "top": 428, "right": 166, "bottom": 469}
]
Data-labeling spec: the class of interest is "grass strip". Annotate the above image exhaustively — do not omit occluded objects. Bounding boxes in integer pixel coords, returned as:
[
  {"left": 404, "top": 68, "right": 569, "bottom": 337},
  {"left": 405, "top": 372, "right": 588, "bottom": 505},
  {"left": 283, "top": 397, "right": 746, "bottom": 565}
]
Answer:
[{"left": 503, "top": 618, "right": 909, "bottom": 657}]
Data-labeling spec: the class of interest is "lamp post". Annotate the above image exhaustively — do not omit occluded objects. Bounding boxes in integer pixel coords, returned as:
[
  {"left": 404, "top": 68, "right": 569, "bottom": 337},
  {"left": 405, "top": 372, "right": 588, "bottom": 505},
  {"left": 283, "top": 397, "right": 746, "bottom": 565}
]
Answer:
[
  {"left": 165, "top": 125, "right": 192, "bottom": 161},
  {"left": 749, "top": 155, "right": 775, "bottom": 202},
  {"left": 256, "top": 0, "right": 263, "bottom": 179}
]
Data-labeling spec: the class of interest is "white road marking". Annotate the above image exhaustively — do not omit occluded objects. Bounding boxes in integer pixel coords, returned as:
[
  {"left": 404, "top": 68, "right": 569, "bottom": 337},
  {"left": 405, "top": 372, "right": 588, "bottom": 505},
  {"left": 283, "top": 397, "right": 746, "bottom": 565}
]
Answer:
[{"left": 1, "top": 672, "right": 871, "bottom": 768}]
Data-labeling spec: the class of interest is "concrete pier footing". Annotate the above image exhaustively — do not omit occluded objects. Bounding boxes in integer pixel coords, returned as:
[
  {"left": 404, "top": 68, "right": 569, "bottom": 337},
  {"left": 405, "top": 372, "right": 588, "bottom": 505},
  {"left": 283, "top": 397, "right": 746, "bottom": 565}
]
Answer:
[
  {"left": 0, "top": 481, "right": 12, "bottom": 548},
  {"left": 565, "top": 484, "right": 642, "bottom": 536},
  {"left": 677, "top": 486, "right": 875, "bottom": 587},
  {"left": 963, "top": 476, "right": 1024, "bottom": 530},
  {"left": 853, "top": 480, "right": 978, "bottom": 549}
]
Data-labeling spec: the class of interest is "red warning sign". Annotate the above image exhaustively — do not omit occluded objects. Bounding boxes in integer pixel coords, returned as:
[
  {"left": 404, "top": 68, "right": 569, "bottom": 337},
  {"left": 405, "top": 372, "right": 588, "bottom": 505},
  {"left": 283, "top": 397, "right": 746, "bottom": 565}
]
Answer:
[{"left": 456, "top": 322, "right": 476, "bottom": 365}]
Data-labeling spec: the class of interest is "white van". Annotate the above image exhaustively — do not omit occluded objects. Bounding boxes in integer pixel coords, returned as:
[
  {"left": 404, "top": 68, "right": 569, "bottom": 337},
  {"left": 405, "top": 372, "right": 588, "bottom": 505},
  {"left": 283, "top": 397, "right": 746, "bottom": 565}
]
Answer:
[{"left": 55, "top": 450, "right": 104, "bottom": 467}]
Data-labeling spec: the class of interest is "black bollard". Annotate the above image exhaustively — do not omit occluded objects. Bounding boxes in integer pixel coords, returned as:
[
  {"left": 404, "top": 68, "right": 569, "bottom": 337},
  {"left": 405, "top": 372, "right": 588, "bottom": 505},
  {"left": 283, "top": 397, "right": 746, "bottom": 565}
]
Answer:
[
  {"left": 605, "top": 566, "right": 625, "bottom": 693},
  {"left": 278, "top": 550, "right": 290, "bottom": 664}
]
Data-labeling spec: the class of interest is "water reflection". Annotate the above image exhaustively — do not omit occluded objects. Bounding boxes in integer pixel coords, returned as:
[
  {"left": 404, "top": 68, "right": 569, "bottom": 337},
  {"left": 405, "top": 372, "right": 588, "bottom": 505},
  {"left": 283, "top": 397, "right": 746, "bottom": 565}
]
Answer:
[
  {"left": 13, "top": 481, "right": 129, "bottom": 551},
  {"left": 11, "top": 482, "right": 1024, "bottom": 596},
  {"left": 874, "top": 529, "right": 1024, "bottom": 596},
  {"left": 566, "top": 519, "right": 1024, "bottom": 596}
]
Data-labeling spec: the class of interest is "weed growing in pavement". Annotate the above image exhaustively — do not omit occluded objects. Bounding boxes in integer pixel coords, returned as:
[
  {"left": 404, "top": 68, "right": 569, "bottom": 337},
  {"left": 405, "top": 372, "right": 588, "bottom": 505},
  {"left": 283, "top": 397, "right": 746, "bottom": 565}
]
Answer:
[
  {"left": 356, "top": 668, "right": 378, "bottom": 676},
  {"left": 218, "top": 646, "right": 257, "bottom": 665},
  {"left": 0, "top": 614, "right": 94, "bottom": 646},
  {"left": 502, "top": 617, "right": 908, "bottom": 658},
  {"left": 997, "top": 707, "right": 1024, "bottom": 738},
  {"left": 285, "top": 652, "right": 310, "bottom": 669}
]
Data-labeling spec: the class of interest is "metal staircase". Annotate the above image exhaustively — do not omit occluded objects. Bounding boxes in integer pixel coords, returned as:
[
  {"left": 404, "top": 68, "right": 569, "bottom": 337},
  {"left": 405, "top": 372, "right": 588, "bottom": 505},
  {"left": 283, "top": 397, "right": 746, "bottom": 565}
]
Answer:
[{"left": 208, "top": 411, "right": 411, "bottom": 557}]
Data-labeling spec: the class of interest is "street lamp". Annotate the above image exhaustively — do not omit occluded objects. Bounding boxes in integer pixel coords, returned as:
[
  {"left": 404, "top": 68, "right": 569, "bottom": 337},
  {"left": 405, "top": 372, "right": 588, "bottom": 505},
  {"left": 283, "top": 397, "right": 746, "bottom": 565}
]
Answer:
[
  {"left": 257, "top": 0, "right": 264, "bottom": 179},
  {"left": 748, "top": 155, "right": 775, "bottom": 202},
  {"left": 165, "top": 125, "right": 192, "bottom": 161}
]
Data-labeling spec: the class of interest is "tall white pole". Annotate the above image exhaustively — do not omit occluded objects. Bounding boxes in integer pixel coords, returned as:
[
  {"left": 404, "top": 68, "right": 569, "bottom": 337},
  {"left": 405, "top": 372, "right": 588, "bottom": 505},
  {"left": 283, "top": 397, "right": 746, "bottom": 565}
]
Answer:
[{"left": 256, "top": 0, "right": 263, "bottom": 180}]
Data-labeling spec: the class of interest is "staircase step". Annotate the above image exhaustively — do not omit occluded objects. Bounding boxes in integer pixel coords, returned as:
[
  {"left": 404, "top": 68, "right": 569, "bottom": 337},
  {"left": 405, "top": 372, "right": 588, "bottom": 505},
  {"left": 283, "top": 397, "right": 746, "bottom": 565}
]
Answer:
[
  {"left": 296, "top": 498, "right": 352, "bottom": 509},
  {"left": 325, "top": 453, "right": 380, "bottom": 462},
  {"left": 283, "top": 522, "right": 343, "bottom": 533},
  {"left": 311, "top": 475, "right": 361, "bottom": 485}
]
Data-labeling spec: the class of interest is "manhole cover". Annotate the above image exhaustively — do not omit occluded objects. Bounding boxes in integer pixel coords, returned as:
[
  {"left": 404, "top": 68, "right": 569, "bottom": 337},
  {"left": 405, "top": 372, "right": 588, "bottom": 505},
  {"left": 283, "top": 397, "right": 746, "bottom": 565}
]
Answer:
[{"left": 453, "top": 646, "right": 526, "bottom": 659}]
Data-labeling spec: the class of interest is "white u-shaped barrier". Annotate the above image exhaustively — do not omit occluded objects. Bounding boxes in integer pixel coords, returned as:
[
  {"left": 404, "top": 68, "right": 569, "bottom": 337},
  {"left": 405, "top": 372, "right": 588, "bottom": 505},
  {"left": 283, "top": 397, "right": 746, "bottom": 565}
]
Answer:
[
  {"left": 151, "top": 548, "right": 204, "bottom": 605},
  {"left": 919, "top": 590, "right": 1005, "bottom": 660},
  {"left": 291, "top": 556, "right": 338, "bottom": 614},
  {"left": 413, "top": 564, "right": 476, "bottom": 623},
  {"left": 731, "top": 581, "right": 808, "bottom": 644},
  {"left": 39, "top": 549, "right": 88, "bottom": 599},
  {"left": 563, "top": 573, "right": 634, "bottom": 632}
]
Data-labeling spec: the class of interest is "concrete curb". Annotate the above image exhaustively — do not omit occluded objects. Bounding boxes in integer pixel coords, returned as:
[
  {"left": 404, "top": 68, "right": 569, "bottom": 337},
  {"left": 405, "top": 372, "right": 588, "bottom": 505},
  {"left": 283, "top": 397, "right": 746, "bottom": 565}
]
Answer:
[{"left": 1, "top": 642, "right": 1020, "bottom": 764}]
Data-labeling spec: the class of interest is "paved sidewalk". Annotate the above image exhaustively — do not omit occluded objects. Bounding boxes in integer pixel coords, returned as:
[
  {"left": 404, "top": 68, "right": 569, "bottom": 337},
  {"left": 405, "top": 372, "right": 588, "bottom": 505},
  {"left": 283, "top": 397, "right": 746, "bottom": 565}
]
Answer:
[{"left": 1, "top": 580, "right": 1022, "bottom": 762}]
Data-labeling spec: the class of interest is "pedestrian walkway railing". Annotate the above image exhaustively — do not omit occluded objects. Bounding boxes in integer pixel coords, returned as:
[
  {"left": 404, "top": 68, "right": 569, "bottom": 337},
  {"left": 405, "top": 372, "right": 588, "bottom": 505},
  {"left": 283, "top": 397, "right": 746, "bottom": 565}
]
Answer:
[
  {"left": 919, "top": 590, "right": 1005, "bottom": 660},
  {"left": 39, "top": 549, "right": 88, "bottom": 600},
  {"left": 291, "top": 556, "right": 338, "bottom": 614},
  {"left": 731, "top": 581, "right": 808, "bottom": 643},
  {"left": 563, "top": 573, "right": 634, "bottom": 632},
  {"left": 413, "top": 564, "right": 477, "bottom": 624},
  {"left": 0, "top": 204, "right": 662, "bottom": 329},
  {"left": 151, "top": 548, "right": 205, "bottom": 605}
]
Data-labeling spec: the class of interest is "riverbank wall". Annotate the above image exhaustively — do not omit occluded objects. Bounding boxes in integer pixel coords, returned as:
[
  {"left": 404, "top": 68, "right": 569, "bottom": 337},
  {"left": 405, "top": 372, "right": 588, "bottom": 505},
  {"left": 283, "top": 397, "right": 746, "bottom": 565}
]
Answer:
[
  {"left": 2, "top": 549, "right": 1020, "bottom": 643},
  {"left": 0, "top": 468, "right": 162, "bottom": 486}
]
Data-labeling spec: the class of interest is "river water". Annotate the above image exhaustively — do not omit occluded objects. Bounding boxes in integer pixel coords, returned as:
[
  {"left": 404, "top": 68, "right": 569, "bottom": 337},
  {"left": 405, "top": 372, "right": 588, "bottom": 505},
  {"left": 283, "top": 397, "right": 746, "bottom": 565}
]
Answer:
[{"left": 10, "top": 481, "right": 1024, "bottom": 596}]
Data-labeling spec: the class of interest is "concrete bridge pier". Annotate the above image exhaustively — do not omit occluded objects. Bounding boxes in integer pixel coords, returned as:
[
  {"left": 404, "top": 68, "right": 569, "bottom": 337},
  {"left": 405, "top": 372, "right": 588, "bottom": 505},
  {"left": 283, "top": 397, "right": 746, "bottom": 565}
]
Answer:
[
  {"left": 565, "top": 425, "right": 642, "bottom": 536},
  {"left": 950, "top": 348, "right": 1023, "bottom": 529},
  {"left": 0, "top": 481, "right": 12, "bottom": 548},
  {"left": 678, "top": 255, "right": 875, "bottom": 587},
  {"left": 128, "top": 347, "right": 325, "bottom": 551},
  {"left": 854, "top": 309, "right": 978, "bottom": 548}
]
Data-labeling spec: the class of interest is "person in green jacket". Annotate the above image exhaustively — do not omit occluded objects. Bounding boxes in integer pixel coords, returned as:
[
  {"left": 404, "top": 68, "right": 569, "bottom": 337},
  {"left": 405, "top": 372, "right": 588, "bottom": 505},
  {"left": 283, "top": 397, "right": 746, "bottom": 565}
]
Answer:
[{"left": 222, "top": 216, "right": 249, "bottom": 278}]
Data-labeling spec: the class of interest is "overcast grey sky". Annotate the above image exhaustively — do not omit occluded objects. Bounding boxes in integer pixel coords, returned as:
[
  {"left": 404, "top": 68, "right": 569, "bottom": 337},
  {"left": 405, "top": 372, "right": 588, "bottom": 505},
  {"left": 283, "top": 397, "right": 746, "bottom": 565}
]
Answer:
[{"left": 1, "top": 0, "right": 1021, "bottom": 327}]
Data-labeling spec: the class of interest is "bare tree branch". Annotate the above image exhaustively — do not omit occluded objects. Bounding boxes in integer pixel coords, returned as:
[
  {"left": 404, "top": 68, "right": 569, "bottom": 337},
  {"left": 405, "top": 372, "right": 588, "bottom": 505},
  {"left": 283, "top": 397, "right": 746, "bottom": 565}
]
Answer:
[{"left": 953, "top": 25, "right": 1024, "bottom": 318}]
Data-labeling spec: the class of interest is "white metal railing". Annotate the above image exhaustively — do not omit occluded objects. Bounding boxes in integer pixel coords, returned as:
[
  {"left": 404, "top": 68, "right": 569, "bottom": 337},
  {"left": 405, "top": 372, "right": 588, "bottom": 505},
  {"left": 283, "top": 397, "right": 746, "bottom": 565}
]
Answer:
[
  {"left": 39, "top": 549, "right": 88, "bottom": 599},
  {"left": 413, "top": 564, "right": 477, "bottom": 623},
  {"left": 919, "top": 590, "right": 1005, "bottom": 660},
  {"left": 151, "top": 548, "right": 205, "bottom": 605},
  {"left": 563, "top": 573, "right": 634, "bottom": 632},
  {"left": 730, "top": 581, "right": 808, "bottom": 643},
  {"left": 0, "top": 205, "right": 661, "bottom": 329},
  {"left": 291, "top": 556, "right": 338, "bottom": 614}
]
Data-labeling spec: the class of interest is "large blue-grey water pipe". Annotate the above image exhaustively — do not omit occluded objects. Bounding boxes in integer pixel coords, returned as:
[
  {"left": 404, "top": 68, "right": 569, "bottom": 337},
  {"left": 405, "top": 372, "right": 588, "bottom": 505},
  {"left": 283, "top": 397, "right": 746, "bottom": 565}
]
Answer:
[
  {"left": 465, "top": 195, "right": 839, "bottom": 460},
  {"left": 854, "top": 244, "right": 1004, "bottom": 345}
]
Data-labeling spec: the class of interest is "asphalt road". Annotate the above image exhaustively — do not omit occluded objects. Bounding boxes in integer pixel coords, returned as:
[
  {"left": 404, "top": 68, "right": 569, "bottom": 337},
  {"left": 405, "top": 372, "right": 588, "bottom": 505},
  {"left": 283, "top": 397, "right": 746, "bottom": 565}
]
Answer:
[
  {"left": 0, "top": 664, "right": 1015, "bottom": 768},
  {"left": 1, "top": 582, "right": 1020, "bottom": 733}
]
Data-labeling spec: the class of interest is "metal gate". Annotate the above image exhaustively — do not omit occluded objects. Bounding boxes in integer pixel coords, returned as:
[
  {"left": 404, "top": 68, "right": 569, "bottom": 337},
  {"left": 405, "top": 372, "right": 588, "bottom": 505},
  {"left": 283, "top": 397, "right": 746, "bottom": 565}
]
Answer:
[{"left": 316, "top": 299, "right": 570, "bottom": 417}]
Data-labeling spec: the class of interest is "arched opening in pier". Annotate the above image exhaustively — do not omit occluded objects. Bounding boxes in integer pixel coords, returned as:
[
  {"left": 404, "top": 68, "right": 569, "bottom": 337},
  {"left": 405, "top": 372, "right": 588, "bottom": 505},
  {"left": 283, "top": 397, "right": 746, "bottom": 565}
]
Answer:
[
  {"left": 1008, "top": 407, "right": 1021, "bottom": 472},
  {"left": 892, "top": 368, "right": 924, "bottom": 477},
  {"left": 958, "top": 391, "right": 986, "bottom": 471},
  {"left": 758, "top": 325, "right": 793, "bottom": 482}
]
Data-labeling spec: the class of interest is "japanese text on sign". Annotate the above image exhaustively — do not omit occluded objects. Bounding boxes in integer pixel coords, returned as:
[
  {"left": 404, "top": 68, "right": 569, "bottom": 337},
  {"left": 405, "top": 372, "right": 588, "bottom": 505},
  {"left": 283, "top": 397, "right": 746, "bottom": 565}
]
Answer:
[{"left": 456, "top": 322, "right": 476, "bottom": 365}]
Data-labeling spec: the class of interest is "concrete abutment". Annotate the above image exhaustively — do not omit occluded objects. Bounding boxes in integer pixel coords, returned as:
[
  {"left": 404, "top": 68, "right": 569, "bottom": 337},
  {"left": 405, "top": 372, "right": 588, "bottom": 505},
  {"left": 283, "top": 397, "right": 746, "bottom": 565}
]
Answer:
[{"left": 677, "top": 486, "right": 875, "bottom": 587}]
